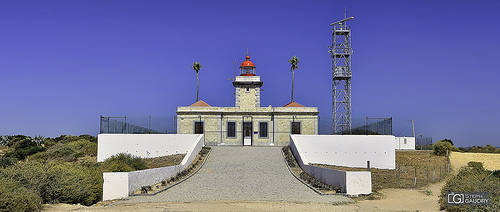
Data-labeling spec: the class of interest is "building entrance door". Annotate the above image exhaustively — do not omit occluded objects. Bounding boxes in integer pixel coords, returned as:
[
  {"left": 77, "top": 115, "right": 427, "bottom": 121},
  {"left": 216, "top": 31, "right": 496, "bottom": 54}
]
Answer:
[{"left": 243, "top": 121, "right": 252, "bottom": 146}]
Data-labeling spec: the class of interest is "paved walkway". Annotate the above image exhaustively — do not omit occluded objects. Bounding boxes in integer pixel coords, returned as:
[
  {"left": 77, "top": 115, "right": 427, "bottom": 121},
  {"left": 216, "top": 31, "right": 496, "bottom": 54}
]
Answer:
[{"left": 118, "top": 147, "right": 351, "bottom": 204}]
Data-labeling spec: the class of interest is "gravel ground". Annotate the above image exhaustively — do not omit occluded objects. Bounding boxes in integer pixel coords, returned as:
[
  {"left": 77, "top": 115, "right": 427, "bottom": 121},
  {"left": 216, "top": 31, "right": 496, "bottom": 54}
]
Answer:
[{"left": 116, "top": 146, "right": 351, "bottom": 204}]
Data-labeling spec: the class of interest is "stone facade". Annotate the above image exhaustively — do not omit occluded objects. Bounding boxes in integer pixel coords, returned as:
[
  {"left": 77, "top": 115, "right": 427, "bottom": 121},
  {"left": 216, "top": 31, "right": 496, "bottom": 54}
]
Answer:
[{"left": 176, "top": 106, "right": 318, "bottom": 146}]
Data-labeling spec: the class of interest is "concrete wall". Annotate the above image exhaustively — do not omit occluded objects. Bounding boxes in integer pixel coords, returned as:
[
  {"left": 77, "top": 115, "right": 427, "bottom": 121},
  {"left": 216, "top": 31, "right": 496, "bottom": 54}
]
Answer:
[
  {"left": 101, "top": 134, "right": 204, "bottom": 201},
  {"left": 290, "top": 137, "right": 372, "bottom": 195},
  {"left": 291, "top": 135, "right": 396, "bottom": 169},
  {"left": 395, "top": 137, "right": 415, "bottom": 150},
  {"left": 97, "top": 134, "right": 201, "bottom": 162}
]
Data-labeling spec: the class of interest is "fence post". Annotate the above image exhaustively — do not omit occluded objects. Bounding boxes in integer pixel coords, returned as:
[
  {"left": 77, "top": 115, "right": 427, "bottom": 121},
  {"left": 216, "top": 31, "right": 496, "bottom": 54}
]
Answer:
[
  {"left": 367, "top": 161, "right": 370, "bottom": 171},
  {"left": 426, "top": 166, "right": 429, "bottom": 184},
  {"left": 414, "top": 167, "right": 417, "bottom": 187},
  {"left": 440, "top": 165, "right": 442, "bottom": 181},
  {"left": 398, "top": 164, "right": 401, "bottom": 186},
  {"left": 446, "top": 149, "right": 450, "bottom": 173},
  {"left": 433, "top": 167, "right": 435, "bottom": 183}
]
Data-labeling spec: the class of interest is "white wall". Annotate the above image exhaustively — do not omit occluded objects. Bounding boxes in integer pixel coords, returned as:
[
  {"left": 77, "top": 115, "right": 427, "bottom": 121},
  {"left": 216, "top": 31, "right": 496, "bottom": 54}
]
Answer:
[
  {"left": 290, "top": 137, "right": 372, "bottom": 195},
  {"left": 395, "top": 137, "right": 415, "bottom": 150},
  {"left": 101, "top": 134, "right": 204, "bottom": 201},
  {"left": 291, "top": 135, "right": 396, "bottom": 169},
  {"left": 98, "top": 134, "right": 201, "bottom": 162}
]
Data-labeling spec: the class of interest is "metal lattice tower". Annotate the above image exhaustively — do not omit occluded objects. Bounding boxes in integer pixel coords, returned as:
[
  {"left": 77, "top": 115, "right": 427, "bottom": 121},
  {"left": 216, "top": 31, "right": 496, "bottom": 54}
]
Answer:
[{"left": 329, "top": 17, "right": 354, "bottom": 134}]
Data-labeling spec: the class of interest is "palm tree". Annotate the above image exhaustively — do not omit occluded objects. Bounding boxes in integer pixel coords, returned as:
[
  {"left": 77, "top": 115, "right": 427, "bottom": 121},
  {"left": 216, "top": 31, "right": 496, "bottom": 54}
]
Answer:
[
  {"left": 288, "top": 56, "right": 299, "bottom": 102},
  {"left": 191, "top": 62, "right": 202, "bottom": 102}
]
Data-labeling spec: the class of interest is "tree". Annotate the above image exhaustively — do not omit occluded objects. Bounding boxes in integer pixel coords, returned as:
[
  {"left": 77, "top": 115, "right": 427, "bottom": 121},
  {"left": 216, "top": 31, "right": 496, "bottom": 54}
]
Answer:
[
  {"left": 191, "top": 62, "right": 202, "bottom": 102},
  {"left": 288, "top": 56, "right": 299, "bottom": 102}
]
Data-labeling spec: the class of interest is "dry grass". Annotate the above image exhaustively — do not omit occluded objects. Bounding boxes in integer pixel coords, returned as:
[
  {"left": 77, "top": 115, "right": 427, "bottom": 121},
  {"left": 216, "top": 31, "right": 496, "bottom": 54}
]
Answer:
[
  {"left": 143, "top": 154, "right": 186, "bottom": 169},
  {"left": 313, "top": 150, "right": 450, "bottom": 191},
  {"left": 450, "top": 151, "right": 500, "bottom": 172}
]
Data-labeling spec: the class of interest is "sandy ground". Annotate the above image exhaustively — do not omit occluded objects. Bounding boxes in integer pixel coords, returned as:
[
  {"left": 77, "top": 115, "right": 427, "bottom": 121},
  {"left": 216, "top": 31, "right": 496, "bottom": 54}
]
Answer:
[
  {"left": 44, "top": 181, "right": 443, "bottom": 212},
  {"left": 43, "top": 151, "right": 500, "bottom": 212},
  {"left": 449, "top": 151, "right": 500, "bottom": 172}
]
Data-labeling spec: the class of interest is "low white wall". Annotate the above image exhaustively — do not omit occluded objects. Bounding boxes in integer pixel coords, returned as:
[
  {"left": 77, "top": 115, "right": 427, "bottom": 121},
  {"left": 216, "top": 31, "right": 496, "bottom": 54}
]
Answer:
[
  {"left": 102, "top": 134, "right": 204, "bottom": 201},
  {"left": 395, "top": 137, "right": 415, "bottom": 150},
  {"left": 98, "top": 134, "right": 201, "bottom": 162},
  {"left": 291, "top": 135, "right": 395, "bottom": 169},
  {"left": 290, "top": 138, "right": 372, "bottom": 195}
]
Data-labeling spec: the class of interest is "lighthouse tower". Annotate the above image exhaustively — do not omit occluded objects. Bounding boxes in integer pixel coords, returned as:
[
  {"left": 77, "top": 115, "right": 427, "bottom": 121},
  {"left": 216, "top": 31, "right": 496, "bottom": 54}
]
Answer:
[{"left": 232, "top": 55, "right": 263, "bottom": 108}]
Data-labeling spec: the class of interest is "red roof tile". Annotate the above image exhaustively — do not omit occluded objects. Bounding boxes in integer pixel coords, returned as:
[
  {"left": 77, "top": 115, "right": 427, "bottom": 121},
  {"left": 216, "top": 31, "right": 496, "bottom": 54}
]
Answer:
[
  {"left": 189, "top": 100, "right": 211, "bottom": 107},
  {"left": 283, "top": 101, "right": 305, "bottom": 107}
]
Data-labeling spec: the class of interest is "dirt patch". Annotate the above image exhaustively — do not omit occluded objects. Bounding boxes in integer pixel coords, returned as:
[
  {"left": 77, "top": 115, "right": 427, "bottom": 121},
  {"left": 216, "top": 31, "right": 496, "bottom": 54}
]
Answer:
[{"left": 450, "top": 151, "right": 500, "bottom": 172}]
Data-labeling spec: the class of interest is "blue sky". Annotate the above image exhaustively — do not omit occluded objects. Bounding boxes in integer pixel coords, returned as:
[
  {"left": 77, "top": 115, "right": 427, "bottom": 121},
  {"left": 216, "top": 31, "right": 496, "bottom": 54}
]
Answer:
[{"left": 1, "top": 0, "right": 499, "bottom": 147}]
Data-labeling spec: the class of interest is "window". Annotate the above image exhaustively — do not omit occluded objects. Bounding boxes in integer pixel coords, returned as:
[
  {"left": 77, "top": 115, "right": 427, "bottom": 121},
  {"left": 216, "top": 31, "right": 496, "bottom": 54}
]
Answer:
[
  {"left": 227, "top": 122, "right": 236, "bottom": 138},
  {"left": 291, "top": 122, "right": 301, "bottom": 134},
  {"left": 404, "top": 138, "right": 407, "bottom": 144},
  {"left": 194, "top": 122, "right": 203, "bottom": 134},
  {"left": 259, "top": 122, "right": 268, "bottom": 138}
]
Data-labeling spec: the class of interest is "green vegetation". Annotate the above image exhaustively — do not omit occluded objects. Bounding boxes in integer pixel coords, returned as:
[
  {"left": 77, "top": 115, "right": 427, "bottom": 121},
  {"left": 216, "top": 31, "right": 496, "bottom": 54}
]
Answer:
[
  {"left": 433, "top": 139, "right": 459, "bottom": 156},
  {"left": 0, "top": 161, "right": 102, "bottom": 206},
  {"left": 458, "top": 144, "right": 499, "bottom": 154},
  {"left": 0, "top": 135, "right": 104, "bottom": 210},
  {"left": 440, "top": 161, "right": 500, "bottom": 211},
  {"left": 0, "top": 178, "right": 43, "bottom": 212},
  {"left": 101, "top": 153, "right": 148, "bottom": 172},
  {"left": 0, "top": 156, "right": 17, "bottom": 168},
  {"left": 0, "top": 134, "right": 168, "bottom": 211}
]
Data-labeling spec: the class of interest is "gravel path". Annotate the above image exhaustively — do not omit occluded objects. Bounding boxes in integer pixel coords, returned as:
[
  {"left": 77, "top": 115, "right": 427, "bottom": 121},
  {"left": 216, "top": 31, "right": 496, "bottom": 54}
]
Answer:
[{"left": 117, "top": 147, "right": 351, "bottom": 204}]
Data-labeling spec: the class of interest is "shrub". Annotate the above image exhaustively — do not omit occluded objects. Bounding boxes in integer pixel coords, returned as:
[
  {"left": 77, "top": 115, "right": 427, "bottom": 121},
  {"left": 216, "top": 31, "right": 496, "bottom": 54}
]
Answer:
[
  {"left": 100, "top": 161, "right": 134, "bottom": 172},
  {"left": 496, "top": 148, "right": 500, "bottom": 154},
  {"left": 0, "top": 161, "right": 102, "bottom": 206},
  {"left": 440, "top": 164, "right": 500, "bottom": 211},
  {"left": 28, "top": 143, "right": 76, "bottom": 162},
  {"left": 433, "top": 140, "right": 455, "bottom": 156},
  {"left": 67, "top": 139, "right": 97, "bottom": 156},
  {"left": 0, "top": 156, "right": 17, "bottom": 168},
  {"left": 5, "top": 146, "right": 46, "bottom": 160},
  {"left": 78, "top": 134, "right": 97, "bottom": 143},
  {"left": 6, "top": 135, "right": 30, "bottom": 147},
  {"left": 102, "top": 153, "right": 148, "bottom": 172},
  {"left": 484, "top": 144, "right": 497, "bottom": 153},
  {"left": 467, "top": 161, "right": 484, "bottom": 170},
  {"left": 0, "top": 178, "right": 42, "bottom": 212}
]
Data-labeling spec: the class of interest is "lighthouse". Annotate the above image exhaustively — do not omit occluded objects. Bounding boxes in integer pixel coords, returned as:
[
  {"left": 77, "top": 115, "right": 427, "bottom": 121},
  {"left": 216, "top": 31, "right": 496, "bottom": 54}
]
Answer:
[{"left": 232, "top": 55, "right": 263, "bottom": 108}]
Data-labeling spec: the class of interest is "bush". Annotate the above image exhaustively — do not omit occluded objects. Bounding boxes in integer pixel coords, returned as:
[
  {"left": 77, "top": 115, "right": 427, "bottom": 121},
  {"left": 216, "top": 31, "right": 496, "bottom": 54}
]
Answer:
[
  {"left": 0, "top": 161, "right": 102, "bottom": 206},
  {"left": 28, "top": 143, "right": 75, "bottom": 162},
  {"left": 102, "top": 153, "right": 148, "bottom": 172},
  {"left": 433, "top": 140, "right": 455, "bottom": 156},
  {"left": 0, "top": 178, "right": 42, "bottom": 212},
  {"left": 0, "top": 156, "right": 17, "bottom": 168},
  {"left": 496, "top": 148, "right": 500, "bottom": 154},
  {"left": 78, "top": 134, "right": 97, "bottom": 143},
  {"left": 439, "top": 163, "right": 500, "bottom": 211},
  {"left": 5, "top": 146, "right": 46, "bottom": 160},
  {"left": 67, "top": 139, "right": 97, "bottom": 156},
  {"left": 467, "top": 161, "right": 484, "bottom": 170}
]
